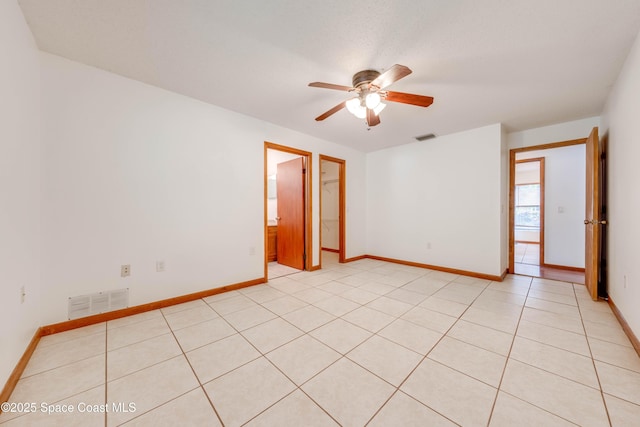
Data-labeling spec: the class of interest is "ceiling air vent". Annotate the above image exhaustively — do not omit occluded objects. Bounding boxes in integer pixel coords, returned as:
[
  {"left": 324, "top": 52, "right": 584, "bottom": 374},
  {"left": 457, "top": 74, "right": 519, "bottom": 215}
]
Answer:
[
  {"left": 68, "top": 288, "right": 129, "bottom": 320},
  {"left": 415, "top": 133, "right": 437, "bottom": 141}
]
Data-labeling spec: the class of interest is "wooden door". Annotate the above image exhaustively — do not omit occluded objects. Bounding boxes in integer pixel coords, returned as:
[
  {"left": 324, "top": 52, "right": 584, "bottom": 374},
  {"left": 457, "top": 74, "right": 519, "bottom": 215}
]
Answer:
[
  {"left": 276, "top": 157, "right": 305, "bottom": 270},
  {"left": 585, "top": 127, "right": 600, "bottom": 300}
]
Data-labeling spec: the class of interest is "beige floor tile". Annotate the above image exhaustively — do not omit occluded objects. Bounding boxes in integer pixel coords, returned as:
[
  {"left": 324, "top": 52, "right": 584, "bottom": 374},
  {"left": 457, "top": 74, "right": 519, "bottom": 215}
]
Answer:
[
  {"left": 37, "top": 323, "right": 105, "bottom": 348},
  {"left": 432, "top": 286, "right": 480, "bottom": 305},
  {"left": 446, "top": 319, "right": 513, "bottom": 356},
  {"left": 366, "top": 296, "right": 413, "bottom": 317},
  {"left": 368, "top": 391, "right": 456, "bottom": 426},
  {"left": 460, "top": 306, "right": 520, "bottom": 334},
  {"left": 501, "top": 359, "right": 609, "bottom": 426},
  {"left": 471, "top": 298, "right": 523, "bottom": 316},
  {"left": 312, "top": 295, "right": 359, "bottom": 317},
  {"left": 302, "top": 357, "right": 394, "bottom": 426},
  {"left": 163, "top": 304, "right": 218, "bottom": 331},
  {"left": 7, "top": 355, "right": 104, "bottom": 407},
  {"left": 342, "top": 306, "right": 395, "bottom": 333},
  {"left": 340, "top": 287, "right": 380, "bottom": 305},
  {"left": 265, "top": 335, "right": 340, "bottom": 385},
  {"left": 525, "top": 297, "right": 581, "bottom": 318},
  {"left": 419, "top": 296, "right": 469, "bottom": 318},
  {"left": 489, "top": 391, "right": 575, "bottom": 426},
  {"left": 583, "top": 319, "right": 633, "bottom": 347},
  {"left": 0, "top": 385, "right": 105, "bottom": 426},
  {"left": 486, "top": 281, "right": 530, "bottom": 296},
  {"left": 267, "top": 276, "right": 310, "bottom": 293},
  {"left": 242, "top": 286, "right": 286, "bottom": 304},
  {"left": 122, "top": 388, "right": 220, "bottom": 426},
  {"left": 186, "top": 334, "right": 260, "bottom": 383},
  {"left": 595, "top": 360, "right": 640, "bottom": 405},
  {"left": 160, "top": 299, "right": 207, "bottom": 316},
  {"left": 291, "top": 287, "right": 333, "bottom": 304},
  {"left": 530, "top": 279, "right": 575, "bottom": 295},
  {"left": 521, "top": 307, "right": 584, "bottom": 334},
  {"left": 357, "top": 281, "right": 396, "bottom": 296},
  {"left": 477, "top": 289, "right": 527, "bottom": 306},
  {"left": 202, "top": 289, "right": 242, "bottom": 303},
  {"left": 429, "top": 336, "right": 506, "bottom": 387},
  {"left": 223, "top": 305, "right": 277, "bottom": 331},
  {"left": 509, "top": 336, "right": 599, "bottom": 389},
  {"left": 241, "top": 317, "right": 303, "bottom": 354},
  {"left": 385, "top": 288, "right": 429, "bottom": 305},
  {"left": 316, "top": 280, "right": 354, "bottom": 295},
  {"left": 107, "top": 333, "right": 182, "bottom": 381},
  {"left": 107, "top": 310, "right": 163, "bottom": 330},
  {"left": 207, "top": 294, "right": 257, "bottom": 315},
  {"left": 527, "top": 289, "right": 577, "bottom": 306},
  {"left": 107, "top": 316, "right": 171, "bottom": 351},
  {"left": 580, "top": 307, "right": 619, "bottom": 326},
  {"left": 106, "top": 355, "right": 199, "bottom": 426},
  {"left": 281, "top": 305, "right": 335, "bottom": 332},
  {"left": 401, "top": 277, "right": 449, "bottom": 295},
  {"left": 22, "top": 331, "right": 105, "bottom": 377},
  {"left": 401, "top": 306, "right": 458, "bottom": 333},
  {"left": 310, "top": 318, "right": 372, "bottom": 354},
  {"left": 589, "top": 337, "right": 640, "bottom": 373},
  {"left": 603, "top": 393, "right": 640, "bottom": 427},
  {"left": 348, "top": 335, "right": 422, "bottom": 386},
  {"left": 260, "top": 295, "right": 308, "bottom": 316},
  {"left": 516, "top": 319, "right": 590, "bottom": 357},
  {"left": 172, "top": 317, "right": 236, "bottom": 352},
  {"left": 378, "top": 318, "right": 443, "bottom": 355},
  {"left": 401, "top": 358, "right": 496, "bottom": 427},
  {"left": 203, "top": 357, "right": 296, "bottom": 427},
  {"left": 244, "top": 389, "right": 339, "bottom": 427}
]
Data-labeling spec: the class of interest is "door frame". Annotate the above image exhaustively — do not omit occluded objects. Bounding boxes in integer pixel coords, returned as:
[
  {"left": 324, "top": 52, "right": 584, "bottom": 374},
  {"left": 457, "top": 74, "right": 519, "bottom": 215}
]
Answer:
[
  {"left": 508, "top": 138, "right": 586, "bottom": 274},
  {"left": 264, "top": 142, "right": 313, "bottom": 279},
  {"left": 514, "top": 157, "right": 545, "bottom": 268},
  {"left": 319, "top": 155, "right": 346, "bottom": 266}
]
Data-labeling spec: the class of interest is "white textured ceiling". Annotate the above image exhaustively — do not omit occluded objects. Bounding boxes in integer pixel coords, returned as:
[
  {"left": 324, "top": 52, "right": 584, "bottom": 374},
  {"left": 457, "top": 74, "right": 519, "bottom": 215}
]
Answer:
[{"left": 18, "top": 0, "right": 640, "bottom": 152}]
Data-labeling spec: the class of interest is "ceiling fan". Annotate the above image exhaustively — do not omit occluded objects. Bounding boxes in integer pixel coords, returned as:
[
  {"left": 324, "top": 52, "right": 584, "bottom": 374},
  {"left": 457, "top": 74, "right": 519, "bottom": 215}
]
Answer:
[{"left": 309, "top": 64, "right": 434, "bottom": 127}]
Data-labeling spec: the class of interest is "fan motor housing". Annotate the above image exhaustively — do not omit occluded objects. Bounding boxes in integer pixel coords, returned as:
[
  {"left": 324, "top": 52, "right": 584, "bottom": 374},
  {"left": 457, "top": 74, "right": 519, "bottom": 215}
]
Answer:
[{"left": 352, "top": 69, "right": 380, "bottom": 88}]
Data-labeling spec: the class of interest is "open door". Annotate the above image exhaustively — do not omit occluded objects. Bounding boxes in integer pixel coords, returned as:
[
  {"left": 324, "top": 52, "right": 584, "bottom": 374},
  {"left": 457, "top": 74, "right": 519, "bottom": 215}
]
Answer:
[
  {"left": 585, "top": 127, "right": 601, "bottom": 300},
  {"left": 276, "top": 157, "right": 306, "bottom": 270}
]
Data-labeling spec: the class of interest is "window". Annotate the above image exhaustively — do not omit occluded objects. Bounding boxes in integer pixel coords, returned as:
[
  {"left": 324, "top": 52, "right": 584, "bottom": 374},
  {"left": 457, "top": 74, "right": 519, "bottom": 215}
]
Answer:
[{"left": 515, "top": 184, "right": 540, "bottom": 228}]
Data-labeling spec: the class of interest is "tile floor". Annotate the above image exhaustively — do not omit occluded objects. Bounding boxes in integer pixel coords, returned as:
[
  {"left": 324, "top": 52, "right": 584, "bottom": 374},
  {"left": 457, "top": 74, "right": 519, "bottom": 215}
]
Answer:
[
  {"left": 267, "top": 261, "right": 301, "bottom": 280},
  {"left": 1, "top": 252, "right": 639, "bottom": 426}
]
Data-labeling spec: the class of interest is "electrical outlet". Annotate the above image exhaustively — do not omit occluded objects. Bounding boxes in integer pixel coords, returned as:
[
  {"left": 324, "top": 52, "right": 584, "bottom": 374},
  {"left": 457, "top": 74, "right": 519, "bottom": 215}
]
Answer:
[
  {"left": 249, "top": 246, "right": 256, "bottom": 255},
  {"left": 156, "top": 261, "right": 165, "bottom": 272},
  {"left": 20, "top": 286, "right": 26, "bottom": 304},
  {"left": 121, "top": 264, "right": 131, "bottom": 277},
  {"left": 427, "top": 242, "right": 432, "bottom": 250},
  {"left": 624, "top": 275, "right": 627, "bottom": 289}
]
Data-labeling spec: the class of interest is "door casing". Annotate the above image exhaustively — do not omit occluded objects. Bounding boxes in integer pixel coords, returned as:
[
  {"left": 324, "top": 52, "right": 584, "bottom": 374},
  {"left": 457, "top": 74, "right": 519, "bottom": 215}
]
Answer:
[
  {"left": 264, "top": 142, "right": 313, "bottom": 279},
  {"left": 319, "top": 154, "right": 346, "bottom": 266}
]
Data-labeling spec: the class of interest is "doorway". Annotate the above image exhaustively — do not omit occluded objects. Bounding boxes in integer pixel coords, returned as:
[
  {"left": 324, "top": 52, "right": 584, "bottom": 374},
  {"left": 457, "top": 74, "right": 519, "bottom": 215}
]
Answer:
[
  {"left": 509, "top": 138, "right": 586, "bottom": 284},
  {"left": 319, "top": 155, "right": 346, "bottom": 267},
  {"left": 513, "top": 158, "right": 545, "bottom": 275},
  {"left": 264, "top": 142, "right": 313, "bottom": 280}
]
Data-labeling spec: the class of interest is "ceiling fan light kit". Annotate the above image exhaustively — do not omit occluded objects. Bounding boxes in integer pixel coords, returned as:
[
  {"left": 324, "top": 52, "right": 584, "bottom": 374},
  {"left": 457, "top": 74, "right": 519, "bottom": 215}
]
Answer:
[{"left": 309, "top": 64, "right": 434, "bottom": 127}]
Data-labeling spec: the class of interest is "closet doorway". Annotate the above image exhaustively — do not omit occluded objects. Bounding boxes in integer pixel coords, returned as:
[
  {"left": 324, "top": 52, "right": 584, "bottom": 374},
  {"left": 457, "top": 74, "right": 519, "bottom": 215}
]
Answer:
[{"left": 319, "top": 155, "right": 345, "bottom": 266}]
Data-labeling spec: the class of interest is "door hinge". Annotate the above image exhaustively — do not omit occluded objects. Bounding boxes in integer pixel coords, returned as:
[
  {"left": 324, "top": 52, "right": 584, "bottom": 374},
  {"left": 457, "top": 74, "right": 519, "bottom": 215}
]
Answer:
[
  {"left": 303, "top": 253, "right": 306, "bottom": 261},
  {"left": 302, "top": 168, "right": 306, "bottom": 174}
]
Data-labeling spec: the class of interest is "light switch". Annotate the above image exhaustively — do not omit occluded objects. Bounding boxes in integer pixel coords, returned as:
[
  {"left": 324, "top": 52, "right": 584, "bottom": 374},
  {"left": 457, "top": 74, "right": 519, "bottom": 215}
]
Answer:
[{"left": 558, "top": 206, "right": 564, "bottom": 213}]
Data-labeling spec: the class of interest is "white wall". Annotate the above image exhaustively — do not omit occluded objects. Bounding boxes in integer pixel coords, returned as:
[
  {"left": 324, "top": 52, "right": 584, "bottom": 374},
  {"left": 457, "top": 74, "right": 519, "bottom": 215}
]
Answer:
[
  {"left": 0, "top": 1, "right": 43, "bottom": 388},
  {"left": 40, "top": 53, "right": 367, "bottom": 325},
  {"left": 508, "top": 116, "right": 600, "bottom": 149},
  {"left": 366, "top": 124, "right": 506, "bottom": 277},
  {"left": 518, "top": 145, "right": 586, "bottom": 268},
  {"left": 601, "top": 29, "right": 640, "bottom": 340}
]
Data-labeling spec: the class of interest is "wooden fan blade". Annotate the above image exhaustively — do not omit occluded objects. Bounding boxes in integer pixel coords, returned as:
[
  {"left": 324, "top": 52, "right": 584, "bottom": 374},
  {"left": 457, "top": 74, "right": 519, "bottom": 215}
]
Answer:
[
  {"left": 309, "top": 82, "right": 354, "bottom": 92},
  {"left": 366, "top": 108, "right": 381, "bottom": 127},
  {"left": 315, "top": 101, "right": 346, "bottom": 121},
  {"left": 385, "top": 91, "right": 434, "bottom": 107},
  {"left": 370, "top": 64, "right": 412, "bottom": 89}
]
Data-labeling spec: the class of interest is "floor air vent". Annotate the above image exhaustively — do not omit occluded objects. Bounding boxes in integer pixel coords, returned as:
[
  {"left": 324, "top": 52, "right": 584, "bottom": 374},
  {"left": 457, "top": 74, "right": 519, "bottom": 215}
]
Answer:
[{"left": 68, "top": 288, "right": 129, "bottom": 320}]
